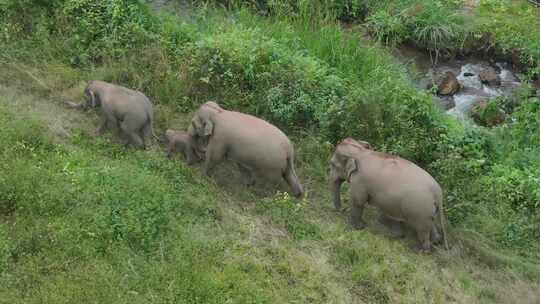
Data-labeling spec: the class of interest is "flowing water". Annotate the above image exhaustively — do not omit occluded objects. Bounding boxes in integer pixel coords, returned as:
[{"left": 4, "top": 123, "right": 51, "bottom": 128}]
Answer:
[{"left": 393, "top": 46, "right": 523, "bottom": 122}]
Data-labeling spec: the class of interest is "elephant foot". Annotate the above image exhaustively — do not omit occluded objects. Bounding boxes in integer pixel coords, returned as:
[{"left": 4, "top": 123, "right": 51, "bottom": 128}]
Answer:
[
  {"left": 415, "top": 247, "right": 432, "bottom": 255},
  {"left": 351, "top": 220, "right": 367, "bottom": 230},
  {"left": 414, "top": 243, "right": 433, "bottom": 254},
  {"left": 431, "top": 229, "right": 443, "bottom": 245},
  {"left": 242, "top": 177, "right": 255, "bottom": 187},
  {"left": 95, "top": 127, "right": 106, "bottom": 137}
]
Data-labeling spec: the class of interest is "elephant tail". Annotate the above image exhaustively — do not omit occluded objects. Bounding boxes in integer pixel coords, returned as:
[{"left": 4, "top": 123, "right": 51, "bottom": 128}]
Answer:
[
  {"left": 284, "top": 150, "right": 304, "bottom": 199},
  {"left": 436, "top": 193, "right": 450, "bottom": 250},
  {"left": 147, "top": 108, "right": 161, "bottom": 142}
]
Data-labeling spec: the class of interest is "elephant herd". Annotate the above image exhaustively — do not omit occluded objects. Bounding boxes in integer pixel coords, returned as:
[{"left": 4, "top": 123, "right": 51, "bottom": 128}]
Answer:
[{"left": 66, "top": 80, "right": 448, "bottom": 253}]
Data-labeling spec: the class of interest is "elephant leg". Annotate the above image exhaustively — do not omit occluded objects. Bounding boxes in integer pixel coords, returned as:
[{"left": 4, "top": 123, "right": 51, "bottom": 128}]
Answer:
[
  {"left": 141, "top": 123, "right": 152, "bottom": 149},
  {"left": 120, "top": 120, "right": 144, "bottom": 149},
  {"left": 398, "top": 222, "right": 407, "bottom": 238},
  {"left": 350, "top": 192, "right": 368, "bottom": 230},
  {"left": 237, "top": 163, "right": 255, "bottom": 186},
  {"left": 166, "top": 143, "right": 174, "bottom": 158},
  {"left": 96, "top": 113, "right": 112, "bottom": 136},
  {"left": 379, "top": 214, "right": 405, "bottom": 238},
  {"left": 414, "top": 224, "right": 432, "bottom": 253},
  {"left": 203, "top": 140, "right": 225, "bottom": 176},
  {"left": 184, "top": 146, "right": 200, "bottom": 165},
  {"left": 430, "top": 225, "right": 442, "bottom": 245}
]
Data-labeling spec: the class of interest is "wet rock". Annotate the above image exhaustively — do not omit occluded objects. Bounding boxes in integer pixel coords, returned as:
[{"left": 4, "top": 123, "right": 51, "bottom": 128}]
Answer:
[
  {"left": 434, "top": 96, "right": 456, "bottom": 111},
  {"left": 479, "top": 66, "right": 501, "bottom": 86},
  {"left": 470, "top": 100, "right": 506, "bottom": 127},
  {"left": 418, "top": 76, "right": 433, "bottom": 91},
  {"left": 436, "top": 71, "right": 460, "bottom": 95}
]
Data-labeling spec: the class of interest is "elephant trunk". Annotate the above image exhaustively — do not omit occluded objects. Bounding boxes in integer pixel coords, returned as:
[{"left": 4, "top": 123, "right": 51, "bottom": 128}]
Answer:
[
  {"left": 188, "top": 123, "right": 196, "bottom": 137},
  {"left": 330, "top": 172, "right": 344, "bottom": 211},
  {"left": 64, "top": 100, "right": 85, "bottom": 110}
]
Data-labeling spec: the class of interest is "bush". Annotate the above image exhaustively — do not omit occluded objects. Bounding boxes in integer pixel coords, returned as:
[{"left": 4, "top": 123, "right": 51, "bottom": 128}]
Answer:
[
  {"left": 1, "top": 0, "right": 157, "bottom": 63},
  {"left": 365, "top": 1, "right": 464, "bottom": 57}
]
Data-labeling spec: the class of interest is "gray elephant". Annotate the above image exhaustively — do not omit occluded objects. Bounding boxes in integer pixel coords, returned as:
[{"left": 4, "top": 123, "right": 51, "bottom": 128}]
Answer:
[
  {"left": 165, "top": 129, "right": 204, "bottom": 165},
  {"left": 329, "top": 138, "right": 448, "bottom": 252},
  {"left": 188, "top": 101, "right": 304, "bottom": 198},
  {"left": 66, "top": 80, "right": 155, "bottom": 149}
]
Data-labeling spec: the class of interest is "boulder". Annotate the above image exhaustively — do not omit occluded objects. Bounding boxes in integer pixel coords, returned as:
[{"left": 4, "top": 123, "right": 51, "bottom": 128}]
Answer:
[
  {"left": 479, "top": 66, "right": 501, "bottom": 86},
  {"left": 437, "top": 71, "right": 460, "bottom": 95},
  {"left": 470, "top": 100, "right": 506, "bottom": 127}
]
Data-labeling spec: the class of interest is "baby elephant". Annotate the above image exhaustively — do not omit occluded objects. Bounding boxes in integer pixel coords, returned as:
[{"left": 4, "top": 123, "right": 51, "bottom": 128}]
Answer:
[
  {"left": 66, "top": 80, "right": 155, "bottom": 149},
  {"left": 165, "top": 129, "right": 204, "bottom": 165},
  {"left": 329, "top": 138, "right": 449, "bottom": 252}
]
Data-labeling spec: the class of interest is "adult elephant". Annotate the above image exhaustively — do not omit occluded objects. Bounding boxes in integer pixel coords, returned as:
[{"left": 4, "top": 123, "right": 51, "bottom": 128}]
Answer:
[
  {"left": 329, "top": 138, "right": 448, "bottom": 252},
  {"left": 188, "top": 101, "right": 304, "bottom": 198},
  {"left": 66, "top": 80, "right": 155, "bottom": 149}
]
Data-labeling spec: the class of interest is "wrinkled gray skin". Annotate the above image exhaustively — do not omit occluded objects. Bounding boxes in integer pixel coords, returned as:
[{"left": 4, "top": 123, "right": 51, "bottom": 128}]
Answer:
[
  {"left": 66, "top": 80, "right": 154, "bottom": 149},
  {"left": 329, "top": 138, "right": 448, "bottom": 252},
  {"left": 165, "top": 129, "right": 205, "bottom": 165},
  {"left": 188, "top": 101, "right": 304, "bottom": 198}
]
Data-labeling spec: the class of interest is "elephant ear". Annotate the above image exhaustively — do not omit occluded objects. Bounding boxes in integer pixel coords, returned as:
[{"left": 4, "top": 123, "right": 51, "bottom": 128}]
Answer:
[
  {"left": 345, "top": 157, "right": 358, "bottom": 181},
  {"left": 203, "top": 119, "right": 214, "bottom": 137},
  {"left": 357, "top": 140, "right": 371, "bottom": 149},
  {"left": 85, "top": 88, "right": 97, "bottom": 108}
]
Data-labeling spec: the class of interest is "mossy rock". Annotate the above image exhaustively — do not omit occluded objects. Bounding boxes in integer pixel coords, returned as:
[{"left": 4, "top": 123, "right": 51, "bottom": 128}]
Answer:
[{"left": 470, "top": 100, "right": 506, "bottom": 127}]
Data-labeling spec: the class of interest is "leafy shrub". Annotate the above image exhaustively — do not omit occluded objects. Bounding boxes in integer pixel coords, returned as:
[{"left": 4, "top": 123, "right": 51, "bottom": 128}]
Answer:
[
  {"left": 1, "top": 0, "right": 157, "bottom": 62},
  {"left": 480, "top": 165, "right": 540, "bottom": 251},
  {"left": 476, "top": 1, "right": 540, "bottom": 69},
  {"left": 182, "top": 24, "right": 347, "bottom": 128},
  {"left": 216, "top": 0, "right": 367, "bottom": 22},
  {"left": 429, "top": 128, "right": 494, "bottom": 223},
  {"left": 506, "top": 99, "right": 540, "bottom": 149},
  {"left": 366, "top": 0, "right": 464, "bottom": 57}
]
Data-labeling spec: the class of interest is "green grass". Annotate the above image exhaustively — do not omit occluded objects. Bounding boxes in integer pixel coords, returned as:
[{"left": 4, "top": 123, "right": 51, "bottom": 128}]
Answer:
[
  {"left": 474, "top": 0, "right": 540, "bottom": 72},
  {"left": 1, "top": 0, "right": 540, "bottom": 302},
  {"left": 0, "top": 48, "right": 538, "bottom": 304}
]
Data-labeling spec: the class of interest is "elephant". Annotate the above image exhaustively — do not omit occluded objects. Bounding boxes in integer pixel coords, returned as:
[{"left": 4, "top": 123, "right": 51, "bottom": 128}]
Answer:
[
  {"left": 329, "top": 138, "right": 449, "bottom": 252},
  {"left": 65, "top": 80, "right": 155, "bottom": 149},
  {"left": 188, "top": 101, "right": 304, "bottom": 198},
  {"left": 165, "top": 129, "right": 205, "bottom": 165}
]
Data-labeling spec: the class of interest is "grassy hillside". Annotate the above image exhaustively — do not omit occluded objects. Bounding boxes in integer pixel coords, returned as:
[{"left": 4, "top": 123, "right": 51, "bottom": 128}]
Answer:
[
  {"left": 2, "top": 61, "right": 540, "bottom": 304},
  {"left": 1, "top": 0, "right": 540, "bottom": 302}
]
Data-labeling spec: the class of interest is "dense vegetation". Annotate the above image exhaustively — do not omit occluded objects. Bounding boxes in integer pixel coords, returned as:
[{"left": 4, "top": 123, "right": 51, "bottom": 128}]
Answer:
[{"left": 1, "top": 0, "right": 540, "bottom": 302}]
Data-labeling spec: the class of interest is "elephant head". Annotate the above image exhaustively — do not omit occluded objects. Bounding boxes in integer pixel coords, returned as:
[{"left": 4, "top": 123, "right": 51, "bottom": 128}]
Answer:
[
  {"left": 329, "top": 138, "right": 370, "bottom": 210},
  {"left": 188, "top": 101, "right": 223, "bottom": 138},
  {"left": 65, "top": 81, "right": 102, "bottom": 110}
]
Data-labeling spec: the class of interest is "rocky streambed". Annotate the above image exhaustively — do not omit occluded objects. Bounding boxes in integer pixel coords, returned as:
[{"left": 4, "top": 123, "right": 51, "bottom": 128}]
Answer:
[{"left": 394, "top": 46, "right": 524, "bottom": 125}]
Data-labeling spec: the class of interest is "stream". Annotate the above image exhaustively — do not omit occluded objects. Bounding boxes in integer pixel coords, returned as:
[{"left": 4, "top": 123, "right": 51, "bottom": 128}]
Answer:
[{"left": 393, "top": 45, "right": 523, "bottom": 122}]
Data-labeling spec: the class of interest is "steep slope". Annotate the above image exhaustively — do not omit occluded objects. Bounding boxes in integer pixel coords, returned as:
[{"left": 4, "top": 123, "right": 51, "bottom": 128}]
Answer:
[{"left": 0, "top": 61, "right": 539, "bottom": 303}]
